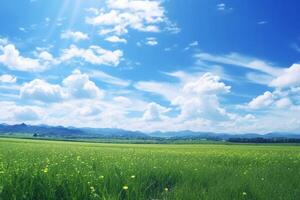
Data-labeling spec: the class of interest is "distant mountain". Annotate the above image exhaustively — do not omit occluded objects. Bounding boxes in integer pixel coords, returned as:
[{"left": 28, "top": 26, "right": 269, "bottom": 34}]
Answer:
[
  {"left": 0, "top": 123, "right": 299, "bottom": 141},
  {"left": 149, "top": 130, "right": 300, "bottom": 140},
  {"left": 264, "top": 132, "right": 300, "bottom": 139},
  {"left": 78, "top": 127, "right": 150, "bottom": 139},
  {"left": 0, "top": 123, "right": 150, "bottom": 139},
  {"left": 0, "top": 123, "right": 85, "bottom": 138}
]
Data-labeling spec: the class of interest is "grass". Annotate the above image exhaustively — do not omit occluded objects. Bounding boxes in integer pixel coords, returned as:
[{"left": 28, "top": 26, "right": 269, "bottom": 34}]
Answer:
[{"left": 0, "top": 138, "right": 300, "bottom": 199}]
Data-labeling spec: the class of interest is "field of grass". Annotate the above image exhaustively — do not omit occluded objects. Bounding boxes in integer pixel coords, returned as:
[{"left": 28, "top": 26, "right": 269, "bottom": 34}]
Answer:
[{"left": 0, "top": 138, "right": 300, "bottom": 200}]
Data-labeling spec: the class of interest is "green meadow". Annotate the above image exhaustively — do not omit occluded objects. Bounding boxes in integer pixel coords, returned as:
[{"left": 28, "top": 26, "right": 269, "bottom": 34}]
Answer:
[{"left": 0, "top": 138, "right": 300, "bottom": 200}]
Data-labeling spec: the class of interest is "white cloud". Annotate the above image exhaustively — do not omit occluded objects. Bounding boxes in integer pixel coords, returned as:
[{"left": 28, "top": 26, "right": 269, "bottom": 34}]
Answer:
[
  {"left": 88, "top": 70, "right": 131, "bottom": 87},
  {"left": 19, "top": 70, "right": 105, "bottom": 103},
  {"left": 217, "top": 3, "right": 233, "bottom": 12},
  {"left": 196, "top": 52, "right": 283, "bottom": 76},
  {"left": 13, "top": 107, "right": 40, "bottom": 121},
  {"left": 0, "top": 102, "right": 43, "bottom": 124},
  {"left": 0, "top": 44, "right": 44, "bottom": 71},
  {"left": 189, "top": 41, "right": 198, "bottom": 46},
  {"left": 173, "top": 73, "right": 231, "bottom": 121},
  {"left": 269, "top": 64, "right": 300, "bottom": 88},
  {"left": 248, "top": 90, "right": 294, "bottom": 110},
  {"left": 38, "top": 51, "right": 54, "bottom": 61},
  {"left": 45, "top": 17, "right": 51, "bottom": 23},
  {"left": 275, "top": 97, "right": 292, "bottom": 108},
  {"left": 0, "top": 38, "right": 8, "bottom": 45},
  {"left": 63, "top": 70, "right": 104, "bottom": 99},
  {"left": 86, "top": 8, "right": 100, "bottom": 15},
  {"left": 134, "top": 81, "right": 178, "bottom": 100},
  {"left": 105, "top": 35, "right": 127, "bottom": 43},
  {"left": 86, "top": 0, "right": 178, "bottom": 36},
  {"left": 19, "top": 27, "right": 26, "bottom": 32},
  {"left": 60, "top": 45, "right": 123, "bottom": 67},
  {"left": 257, "top": 21, "right": 268, "bottom": 25},
  {"left": 0, "top": 74, "right": 17, "bottom": 83},
  {"left": 145, "top": 37, "right": 158, "bottom": 46},
  {"left": 61, "top": 30, "right": 89, "bottom": 42},
  {"left": 248, "top": 91, "right": 274, "bottom": 109},
  {"left": 20, "top": 79, "right": 65, "bottom": 103},
  {"left": 291, "top": 43, "right": 300, "bottom": 53},
  {"left": 246, "top": 72, "right": 273, "bottom": 85},
  {"left": 217, "top": 3, "right": 226, "bottom": 10},
  {"left": 136, "top": 72, "right": 232, "bottom": 121},
  {"left": 182, "top": 73, "right": 230, "bottom": 95},
  {"left": 143, "top": 102, "right": 170, "bottom": 121},
  {"left": 184, "top": 41, "right": 198, "bottom": 51}
]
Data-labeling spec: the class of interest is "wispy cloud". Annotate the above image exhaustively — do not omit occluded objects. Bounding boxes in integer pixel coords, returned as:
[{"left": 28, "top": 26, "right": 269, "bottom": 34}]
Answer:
[
  {"left": 217, "top": 3, "right": 233, "bottom": 12},
  {"left": 195, "top": 52, "right": 283, "bottom": 76},
  {"left": 184, "top": 41, "right": 198, "bottom": 51},
  {"left": 257, "top": 21, "right": 268, "bottom": 25},
  {"left": 88, "top": 70, "right": 131, "bottom": 87},
  {"left": 291, "top": 43, "right": 300, "bottom": 53}
]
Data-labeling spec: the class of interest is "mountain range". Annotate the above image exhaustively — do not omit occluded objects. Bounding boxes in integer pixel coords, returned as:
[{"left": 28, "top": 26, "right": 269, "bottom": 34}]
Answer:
[{"left": 0, "top": 123, "right": 300, "bottom": 141}]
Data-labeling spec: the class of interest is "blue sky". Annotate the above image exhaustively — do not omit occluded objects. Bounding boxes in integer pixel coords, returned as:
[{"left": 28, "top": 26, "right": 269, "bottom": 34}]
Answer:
[{"left": 0, "top": 0, "right": 300, "bottom": 133}]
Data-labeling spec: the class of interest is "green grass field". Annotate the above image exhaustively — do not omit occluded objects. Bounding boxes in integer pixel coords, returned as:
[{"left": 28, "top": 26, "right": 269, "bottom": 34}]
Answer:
[{"left": 0, "top": 138, "right": 300, "bottom": 200}]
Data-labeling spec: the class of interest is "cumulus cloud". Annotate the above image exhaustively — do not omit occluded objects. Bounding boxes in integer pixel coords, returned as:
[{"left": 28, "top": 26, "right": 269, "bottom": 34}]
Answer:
[
  {"left": 61, "top": 30, "right": 89, "bottom": 42},
  {"left": 0, "top": 44, "right": 44, "bottom": 71},
  {"left": 269, "top": 64, "right": 300, "bottom": 88},
  {"left": 86, "top": 0, "right": 179, "bottom": 36},
  {"left": 143, "top": 102, "right": 170, "bottom": 121},
  {"left": 60, "top": 45, "right": 123, "bottom": 67},
  {"left": 248, "top": 90, "right": 293, "bottom": 109},
  {"left": 136, "top": 72, "right": 232, "bottom": 121},
  {"left": 173, "top": 73, "right": 231, "bottom": 120},
  {"left": 182, "top": 73, "right": 230, "bottom": 95},
  {"left": 105, "top": 35, "right": 127, "bottom": 43},
  {"left": 0, "top": 102, "right": 41, "bottom": 123},
  {"left": 0, "top": 42, "right": 122, "bottom": 70},
  {"left": 63, "top": 70, "right": 104, "bottom": 99},
  {"left": 13, "top": 107, "right": 40, "bottom": 121},
  {"left": 38, "top": 51, "right": 54, "bottom": 61},
  {"left": 0, "top": 74, "right": 17, "bottom": 83},
  {"left": 246, "top": 63, "right": 300, "bottom": 111},
  {"left": 0, "top": 40, "right": 124, "bottom": 72},
  {"left": 248, "top": 91, "right": 274, "bottom": 109},
  {"left": 20, "top": 79, "right": 65, "bottom": 103},
  {"left": 19, "top": 70, "right": 104, "bottom": 103},
  {"left": 275, "top": 98, "right": 292, "bottom": 108}
]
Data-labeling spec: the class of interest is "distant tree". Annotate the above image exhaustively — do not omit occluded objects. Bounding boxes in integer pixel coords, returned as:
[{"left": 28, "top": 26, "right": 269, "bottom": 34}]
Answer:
[{"left": 228, "top": 137, "right": 300, "bottom": 143}]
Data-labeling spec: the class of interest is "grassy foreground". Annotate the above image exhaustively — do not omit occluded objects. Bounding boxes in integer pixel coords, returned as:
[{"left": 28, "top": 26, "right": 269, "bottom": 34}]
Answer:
[{"left": 0, "top": 138, "right": 299, "bottom": 200}]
